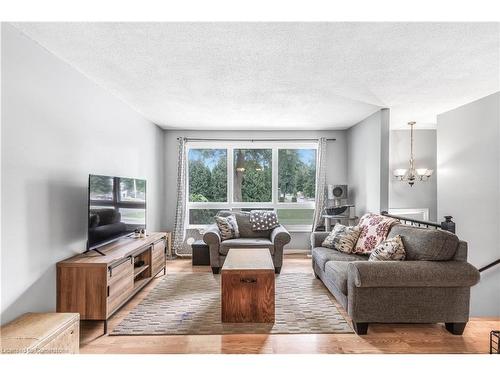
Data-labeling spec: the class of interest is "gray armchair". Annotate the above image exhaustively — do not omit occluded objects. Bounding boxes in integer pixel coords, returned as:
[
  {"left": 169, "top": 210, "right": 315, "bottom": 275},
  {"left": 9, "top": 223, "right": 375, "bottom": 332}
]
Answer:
[{"left": 203, "top": 210, "right": 291, "bottom": 274}]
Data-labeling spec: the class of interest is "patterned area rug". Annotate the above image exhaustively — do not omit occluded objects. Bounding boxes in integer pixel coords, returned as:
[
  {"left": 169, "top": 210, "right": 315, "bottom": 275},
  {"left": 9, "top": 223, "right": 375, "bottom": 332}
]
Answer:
[{"left": 110, "top": 273, "right": 353, "bottom": 335}]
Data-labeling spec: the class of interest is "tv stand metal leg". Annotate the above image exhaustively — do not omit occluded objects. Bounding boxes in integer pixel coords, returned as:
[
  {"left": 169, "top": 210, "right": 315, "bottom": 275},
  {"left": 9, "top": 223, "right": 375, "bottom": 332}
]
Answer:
[{"left": 103, "top": 319, "right": 108, "bottom": 335}]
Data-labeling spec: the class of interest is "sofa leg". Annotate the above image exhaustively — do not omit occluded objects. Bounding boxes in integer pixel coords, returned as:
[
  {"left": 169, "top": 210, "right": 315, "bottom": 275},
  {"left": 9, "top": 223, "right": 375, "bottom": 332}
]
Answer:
[
  {"left": 352, "top": 322, "right": 369, "bottom": 335},
  {"left": 211, "top": 267, "right": 220, "bottom": 274},
  {"left": 275, "top": 267, "right": 282, "bottom": 274},
  {"left": 445, "top": 322, "right": 466, "bottom": 335},
  {"left": 313, "top": 271, "right": 320, "bottom": 279}
]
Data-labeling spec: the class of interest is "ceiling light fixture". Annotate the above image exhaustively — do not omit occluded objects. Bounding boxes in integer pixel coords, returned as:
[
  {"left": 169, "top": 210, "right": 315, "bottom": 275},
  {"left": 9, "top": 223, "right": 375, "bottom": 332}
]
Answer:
[{"left": 393, "top": 121, "right": 433, "bottom": 187}]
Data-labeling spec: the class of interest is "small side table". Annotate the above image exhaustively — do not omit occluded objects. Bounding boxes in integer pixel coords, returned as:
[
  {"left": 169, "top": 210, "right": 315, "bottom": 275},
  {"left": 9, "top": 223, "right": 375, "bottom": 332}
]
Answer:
[
  {"left": 192, "top": 240, "right": 210, "bottom": 266},
  {"left": 323, "top": 215, "right": 359, "bottom": 231}
]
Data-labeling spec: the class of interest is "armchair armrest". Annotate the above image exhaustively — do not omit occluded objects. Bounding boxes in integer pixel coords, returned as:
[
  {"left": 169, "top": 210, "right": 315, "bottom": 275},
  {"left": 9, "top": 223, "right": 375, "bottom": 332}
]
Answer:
[
  {"left": 271, "top": 225, "right": 291, "bottom": 247},
  {"left": 348, "top": 260, "right": 480, "bottom": 288},
  {"left": 203, "top": 224, "right": 221, "bottom": 245},
  {"left": 311, "top": 231, "right": 329, "bottom": 248}
]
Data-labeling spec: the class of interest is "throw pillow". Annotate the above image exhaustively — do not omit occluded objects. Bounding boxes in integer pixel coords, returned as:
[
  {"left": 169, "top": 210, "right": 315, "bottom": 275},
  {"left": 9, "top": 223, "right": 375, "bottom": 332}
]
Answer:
[
  {"left": 249, "top": 210, "right": 280, "bottom": 231},
  {"left": 322, "top": 223, "right": 361, "bottom": 253},
  {"left": 353, "top": 213, "right": 399, "bottom": 254},
  {"left": 369, "top": 235, "right": 406, "bottom": 261},
  {"left": 215, "top": 215, "right": 240, "bottom": 241}
]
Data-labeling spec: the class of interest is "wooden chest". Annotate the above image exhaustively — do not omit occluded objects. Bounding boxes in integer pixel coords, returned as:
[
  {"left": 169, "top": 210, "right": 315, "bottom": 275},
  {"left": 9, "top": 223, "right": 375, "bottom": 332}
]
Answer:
[
  {"left": 0, "top": 313, "right": 80, "bottom": 354},
  {"left": 221, "top": 248, "right": 275, "bottom": 323}
]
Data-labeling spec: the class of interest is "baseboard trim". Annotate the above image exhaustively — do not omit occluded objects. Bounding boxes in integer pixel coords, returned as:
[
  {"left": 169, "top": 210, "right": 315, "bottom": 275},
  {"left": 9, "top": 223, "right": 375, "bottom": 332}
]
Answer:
[{"left": 284, "top": 249, "right": 311, "bottom": 254}]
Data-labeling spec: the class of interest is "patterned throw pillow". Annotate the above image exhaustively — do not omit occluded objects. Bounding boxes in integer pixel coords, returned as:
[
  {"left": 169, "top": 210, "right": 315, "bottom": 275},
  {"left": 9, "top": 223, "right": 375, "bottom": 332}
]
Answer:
[
  {"left": 249, "top": 210, "right": 279, "bottom": 231},
  {"left": 215, "top": 215, "right": 240, "bottom": 241},
  {"left": 369, "top": 235, "right": 406, "bottom": 261},
  {"left": 353, "top": 213, "right": 399, "bottom": 254},
  {"left": 322, "top": 223, "right": 361, "bottom": 253}
]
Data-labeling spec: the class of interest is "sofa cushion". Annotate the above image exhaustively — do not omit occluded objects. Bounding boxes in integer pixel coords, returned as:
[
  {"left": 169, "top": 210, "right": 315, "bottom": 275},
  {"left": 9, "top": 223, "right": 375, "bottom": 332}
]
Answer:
[
  {"left": 312, "top": 247, "right": 367, "bottom": 271},
  {"left": 324, "top": 261, "right": 350, "bottom": 295},
  {"left": 354, "top": 213, "right": 399, "bottom": 254},
  {"left": 219, "top": 238, "right": 274, "bottom": 255},
  {"left": 387, "top": 224, "right": 459, "bottom": 261},
  {"left": 217, "top": 210, "right": 272, "bottom": 239}
]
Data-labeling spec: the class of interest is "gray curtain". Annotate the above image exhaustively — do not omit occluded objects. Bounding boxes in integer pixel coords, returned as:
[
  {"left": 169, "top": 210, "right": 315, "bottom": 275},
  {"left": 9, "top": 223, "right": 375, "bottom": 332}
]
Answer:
[
  {"left": 173, "top": 137, "right": 187, "bottom": 255},
  {"left": 312, "top": 137, "right": 327, "bottom": 231}
]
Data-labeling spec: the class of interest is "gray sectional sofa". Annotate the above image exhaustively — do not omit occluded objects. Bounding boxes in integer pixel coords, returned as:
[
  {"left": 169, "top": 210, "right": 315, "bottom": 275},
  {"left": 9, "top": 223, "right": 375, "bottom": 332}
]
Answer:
[
  {"left": 204, "top": 210, "right": 291, "bottom": 274},
  {"left": 311, "top": 223, "right": 480, "bottom": 335}
]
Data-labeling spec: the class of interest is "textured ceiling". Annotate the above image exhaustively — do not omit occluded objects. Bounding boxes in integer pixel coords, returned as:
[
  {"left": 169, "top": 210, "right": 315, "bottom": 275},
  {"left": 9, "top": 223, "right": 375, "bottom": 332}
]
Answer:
[{"left": 11, "top": 22, "right": 500, "bottom": 130}]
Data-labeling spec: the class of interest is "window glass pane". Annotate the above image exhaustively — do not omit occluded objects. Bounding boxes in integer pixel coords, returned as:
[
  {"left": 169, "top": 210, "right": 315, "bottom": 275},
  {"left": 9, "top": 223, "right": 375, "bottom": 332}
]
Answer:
[
  {"left": 189, "top": 209, "right": 221, "bottom": 225},
  {"left": 89, "top": 175, "right": 113, "bottom": 201},
  {"left": 119, "top": 178, "right": 146, "bottom": 202},
  {"left": 188, "top": 149, "right": 227, "bottom": 202},
  {"left": 278, "top": 149, "right": 316, "bottom": 203},
  {"left": 233, "top": 149, "right": 272, "bottom": 202},
  {"left": 277, "top": 209, "right": 315, "bottom": 226}
]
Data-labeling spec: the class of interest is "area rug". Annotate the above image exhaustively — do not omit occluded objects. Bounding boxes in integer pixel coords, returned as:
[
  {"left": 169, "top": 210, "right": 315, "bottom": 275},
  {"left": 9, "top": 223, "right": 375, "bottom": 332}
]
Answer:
[{"left": 110, "top": 273, "right": 353, "bottom": 335}]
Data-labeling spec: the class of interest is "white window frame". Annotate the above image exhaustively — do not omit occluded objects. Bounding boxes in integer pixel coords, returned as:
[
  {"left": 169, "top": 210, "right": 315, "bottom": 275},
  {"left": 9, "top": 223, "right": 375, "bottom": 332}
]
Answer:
[{"left": 186, "top": 141, "right": 318, "bottom": 232}]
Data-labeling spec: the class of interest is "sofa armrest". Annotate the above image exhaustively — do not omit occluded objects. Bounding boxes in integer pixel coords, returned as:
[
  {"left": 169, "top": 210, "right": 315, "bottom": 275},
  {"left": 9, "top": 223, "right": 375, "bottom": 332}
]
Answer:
[
  {"left": 271, "top": 225, "right": 291, "bottom": 247},
  {"left": 348, "top": 260, "right": 480, "bottom": 288},
  {"left": 203, "top": 224, "right": 221, "bottom": 245},
  {"left": 311, "top": 231, "right": 329, "bottom": 248}
]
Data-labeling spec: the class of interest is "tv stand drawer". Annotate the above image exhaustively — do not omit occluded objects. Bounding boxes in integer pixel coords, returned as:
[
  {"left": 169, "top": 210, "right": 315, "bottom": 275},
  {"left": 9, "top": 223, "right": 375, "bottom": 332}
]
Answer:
[
  {"left": 108, "top": 256, "right": 133, "bottom": 282},
  {"left": 151, "top": 240, "right": 165, "bottom": 275}
]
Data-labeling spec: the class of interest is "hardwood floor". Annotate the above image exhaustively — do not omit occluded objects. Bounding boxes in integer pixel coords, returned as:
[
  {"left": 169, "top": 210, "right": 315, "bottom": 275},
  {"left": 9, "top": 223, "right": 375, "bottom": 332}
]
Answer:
[{"left": 79, "top": 254, "right": 499, "bottom": 354}]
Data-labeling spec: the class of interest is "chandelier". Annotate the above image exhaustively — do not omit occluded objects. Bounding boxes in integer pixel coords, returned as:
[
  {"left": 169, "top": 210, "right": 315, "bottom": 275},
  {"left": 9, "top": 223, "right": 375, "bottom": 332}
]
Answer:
[{"left": 393, "top": 121, "right": 433, "bottom": 187}]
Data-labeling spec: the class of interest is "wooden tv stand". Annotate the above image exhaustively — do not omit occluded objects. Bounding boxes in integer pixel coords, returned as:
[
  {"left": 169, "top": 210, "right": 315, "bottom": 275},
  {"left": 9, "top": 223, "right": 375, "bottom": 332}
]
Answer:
[{"left": 56, "top": 232, "right": 167, "bottom": 334}]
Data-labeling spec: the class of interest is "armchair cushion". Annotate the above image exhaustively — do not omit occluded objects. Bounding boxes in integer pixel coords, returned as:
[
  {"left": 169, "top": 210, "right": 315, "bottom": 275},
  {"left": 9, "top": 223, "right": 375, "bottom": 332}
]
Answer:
[
  {"left": 348, "top": 260, "right": 480, "bottom": 288},
  {"left": 219, "top": 238, "right": 274, "bottom": 255}
]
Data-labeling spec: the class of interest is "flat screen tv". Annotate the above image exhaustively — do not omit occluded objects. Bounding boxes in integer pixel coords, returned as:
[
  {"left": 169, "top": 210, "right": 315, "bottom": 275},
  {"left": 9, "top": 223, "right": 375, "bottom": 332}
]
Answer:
[{"left": 88, "top": 174, "right": 146, "bottom": 251}]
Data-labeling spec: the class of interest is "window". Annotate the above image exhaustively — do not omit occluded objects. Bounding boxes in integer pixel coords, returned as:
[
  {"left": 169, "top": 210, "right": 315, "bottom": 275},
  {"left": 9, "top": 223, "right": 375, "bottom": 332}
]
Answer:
[
  {"left": 278, "top": 149, "right": 316, "bottom": 203},
  {"left": 188, "top": 149, "right": 227, "bottom": 202},
  {"left": 186, "top": 142, "right": 318, "bottom": 231},
  {"left": 233, "top": 149, "right": 272, "bottom": 202}
]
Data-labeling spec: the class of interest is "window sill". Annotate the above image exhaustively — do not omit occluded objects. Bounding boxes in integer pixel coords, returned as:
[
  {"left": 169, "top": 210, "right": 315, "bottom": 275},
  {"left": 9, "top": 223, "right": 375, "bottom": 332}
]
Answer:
[{"left": 187, "top": 225, "right": 312, "bottom": 233}]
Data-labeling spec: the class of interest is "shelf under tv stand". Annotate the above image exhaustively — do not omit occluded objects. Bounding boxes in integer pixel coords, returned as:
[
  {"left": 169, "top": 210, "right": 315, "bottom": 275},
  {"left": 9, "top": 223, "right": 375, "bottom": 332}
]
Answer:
[{"left": 57, "top": 232, "right": 168, "bottom": 334}]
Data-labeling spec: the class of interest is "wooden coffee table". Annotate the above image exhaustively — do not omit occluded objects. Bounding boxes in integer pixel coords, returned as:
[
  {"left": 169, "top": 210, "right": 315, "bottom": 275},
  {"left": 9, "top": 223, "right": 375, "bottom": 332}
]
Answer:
[{"left": 221, "top": 248, "right": 275, "bottom": 323}]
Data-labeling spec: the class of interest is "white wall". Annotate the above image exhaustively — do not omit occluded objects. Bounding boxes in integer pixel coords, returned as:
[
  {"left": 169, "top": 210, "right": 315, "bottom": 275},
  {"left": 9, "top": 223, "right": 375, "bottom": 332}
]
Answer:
[
  {"left": 1, "top": 24, "right": 165, "bottom": 323},
  {"left": 163, "top": 129, "right": 348, "bottom": 250},
  {"left": 389, "top": 129, "right": 437, "bottom": 221},
  {"left": 347, "top": 109, "right": 390, "bottom": 216},
  {"left": 437, "top": 92, "right": 500, "bottom": 317}
]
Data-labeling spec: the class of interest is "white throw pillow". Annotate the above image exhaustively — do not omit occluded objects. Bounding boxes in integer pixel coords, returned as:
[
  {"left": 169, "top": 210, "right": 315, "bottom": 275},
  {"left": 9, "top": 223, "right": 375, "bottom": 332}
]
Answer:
[
  {"left": 215, "top": 215, "right": 240, "bottom": 241},
  {"left": 368, "top": 235, "right": 406, "bottom": 261}
]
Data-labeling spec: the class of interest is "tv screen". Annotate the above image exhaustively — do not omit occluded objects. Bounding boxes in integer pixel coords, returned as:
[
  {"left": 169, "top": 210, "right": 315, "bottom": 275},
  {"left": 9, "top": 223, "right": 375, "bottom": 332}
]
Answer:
[{"left": 88, "top": 174, "right": 146, "bottom": 250}]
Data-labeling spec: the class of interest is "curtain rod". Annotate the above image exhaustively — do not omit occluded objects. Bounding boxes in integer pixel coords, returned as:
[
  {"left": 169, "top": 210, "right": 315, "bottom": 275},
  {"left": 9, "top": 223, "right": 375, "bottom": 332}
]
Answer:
[{"left": 176, "top": 137, "right": 336, "bottom": 142}]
